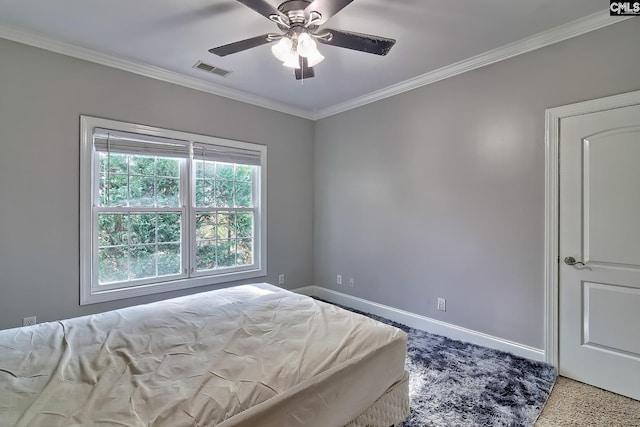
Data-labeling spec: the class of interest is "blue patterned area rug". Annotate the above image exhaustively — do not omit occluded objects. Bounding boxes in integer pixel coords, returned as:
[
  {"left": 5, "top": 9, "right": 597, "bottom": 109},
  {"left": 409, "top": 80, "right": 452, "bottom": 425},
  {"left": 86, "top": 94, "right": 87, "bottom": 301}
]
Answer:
[{"left": 320, "top": 300, "right": 556, "bottom": 427}]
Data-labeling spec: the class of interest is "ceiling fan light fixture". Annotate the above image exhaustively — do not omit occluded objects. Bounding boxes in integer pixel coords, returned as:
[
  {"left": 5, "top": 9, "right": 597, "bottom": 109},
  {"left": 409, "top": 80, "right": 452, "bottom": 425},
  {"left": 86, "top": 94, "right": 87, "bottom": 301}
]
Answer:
[
  {"left": 296, "top": 32, "right": 314, "bottom": 57},
  {"left": 209, "top": 0, "right": 396, "bottom": 80},
  {"left": 282, "top": 51, "right": 301, "bottom": 69},
  {"left": 305, "top": 49, "right": 324, "bottom": 67},
  {"left": 296, "top": 32, "right": 324, "bottom": 66},
  {"left": 271, "top": 37, "right": 293, "bottom": 62}
]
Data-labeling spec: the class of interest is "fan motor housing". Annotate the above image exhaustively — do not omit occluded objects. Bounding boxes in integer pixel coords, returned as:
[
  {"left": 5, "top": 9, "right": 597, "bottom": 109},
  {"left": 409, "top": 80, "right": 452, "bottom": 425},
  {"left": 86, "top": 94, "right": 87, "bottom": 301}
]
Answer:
[
  {"left": 278, "top": 0, "right": 312, "bottom": 26},
  {"left": 277, "top": 0, "right": 312, "bottom": 14}
]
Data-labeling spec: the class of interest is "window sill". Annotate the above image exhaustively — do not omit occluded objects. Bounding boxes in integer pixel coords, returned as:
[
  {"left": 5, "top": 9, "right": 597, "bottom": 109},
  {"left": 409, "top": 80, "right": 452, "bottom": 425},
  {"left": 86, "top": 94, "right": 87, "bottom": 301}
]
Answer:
[{"left": 80, "top": 268, "right": 266, "bottom": 305}]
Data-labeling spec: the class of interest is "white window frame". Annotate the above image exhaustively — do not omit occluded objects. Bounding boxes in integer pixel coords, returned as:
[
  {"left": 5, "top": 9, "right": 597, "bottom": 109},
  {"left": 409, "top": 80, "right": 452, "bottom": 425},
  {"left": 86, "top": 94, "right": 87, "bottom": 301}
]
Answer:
[{"left": 80, "top": 115, "right": 267, "bottom": 305}]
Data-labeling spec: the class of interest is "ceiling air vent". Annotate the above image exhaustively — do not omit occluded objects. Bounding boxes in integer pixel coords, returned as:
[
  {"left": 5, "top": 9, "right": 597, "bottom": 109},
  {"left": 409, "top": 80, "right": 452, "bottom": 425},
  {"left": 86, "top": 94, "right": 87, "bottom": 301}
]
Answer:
[{"left": 193, "top": 61, "right": 231, "bottom": 77}]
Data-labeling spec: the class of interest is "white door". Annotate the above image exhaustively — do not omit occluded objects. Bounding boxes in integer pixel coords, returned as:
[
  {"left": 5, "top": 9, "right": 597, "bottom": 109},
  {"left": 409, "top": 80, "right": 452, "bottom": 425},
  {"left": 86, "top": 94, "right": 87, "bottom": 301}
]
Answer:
[{"left": 559, "top": 103, "right": 640, "bottom": 400}]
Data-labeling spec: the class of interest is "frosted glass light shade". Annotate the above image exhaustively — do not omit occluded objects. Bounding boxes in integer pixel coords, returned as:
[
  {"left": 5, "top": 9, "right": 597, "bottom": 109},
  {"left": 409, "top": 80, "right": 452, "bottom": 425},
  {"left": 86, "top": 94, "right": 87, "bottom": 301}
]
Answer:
[
  {"left": 282, "top": 52, "right": 301, "bottom": 69},
  {"left": 305, "top": 49, "right": 324, "bottom": 67},
  {"left": 296, "top": 33, "right": 314, "bottom": 57},
  {"left": 271, "top": 37, "right": 293, "bottom": 62},
  {"left": 296, "top": 32, "right": 324, "bottom": 66}
]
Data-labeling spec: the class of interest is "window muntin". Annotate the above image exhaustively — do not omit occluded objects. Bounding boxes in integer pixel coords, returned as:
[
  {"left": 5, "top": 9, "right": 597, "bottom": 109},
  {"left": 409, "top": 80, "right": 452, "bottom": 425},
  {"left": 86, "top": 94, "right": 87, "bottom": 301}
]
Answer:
[{"left": 80, "top": 116, "right": 266, "bottom": 305}]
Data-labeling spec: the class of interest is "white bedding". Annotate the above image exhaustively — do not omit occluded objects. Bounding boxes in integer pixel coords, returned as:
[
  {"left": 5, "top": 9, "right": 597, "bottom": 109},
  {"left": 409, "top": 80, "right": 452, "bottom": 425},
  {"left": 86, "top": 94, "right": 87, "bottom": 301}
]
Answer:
[{"left": 0, "top": 284, "right": 407, "bottom": 426}]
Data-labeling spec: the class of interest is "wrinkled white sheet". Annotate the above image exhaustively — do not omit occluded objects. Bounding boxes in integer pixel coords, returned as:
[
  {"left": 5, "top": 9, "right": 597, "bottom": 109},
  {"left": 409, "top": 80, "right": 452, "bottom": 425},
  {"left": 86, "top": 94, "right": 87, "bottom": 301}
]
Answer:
[{"left": 0, "top": 284, "right": 407, "bottom": 427}]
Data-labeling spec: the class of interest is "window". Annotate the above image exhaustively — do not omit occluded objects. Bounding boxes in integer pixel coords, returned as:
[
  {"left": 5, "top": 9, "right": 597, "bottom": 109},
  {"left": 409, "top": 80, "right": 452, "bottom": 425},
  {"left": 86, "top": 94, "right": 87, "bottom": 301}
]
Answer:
[{"left": 80, "top": 116, "right": 266, "bottom": 304}]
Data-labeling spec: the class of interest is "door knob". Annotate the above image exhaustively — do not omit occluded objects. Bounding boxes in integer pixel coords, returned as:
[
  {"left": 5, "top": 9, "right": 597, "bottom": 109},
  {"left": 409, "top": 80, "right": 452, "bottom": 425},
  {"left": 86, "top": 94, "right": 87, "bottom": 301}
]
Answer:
[{"left": 564, "top": 256, "right": 585, "bottom": 266}]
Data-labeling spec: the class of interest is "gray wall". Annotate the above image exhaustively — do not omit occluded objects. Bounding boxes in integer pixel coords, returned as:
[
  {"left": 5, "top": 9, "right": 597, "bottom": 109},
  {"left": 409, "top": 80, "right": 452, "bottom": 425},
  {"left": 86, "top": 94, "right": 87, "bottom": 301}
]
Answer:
[
  {"left": 314, "top": 19, "right": 640, "bottom": 349},
  {"left": 1, "top": 20, "right": 639, "bottom": 349},
  {"left": 0, "top": 38, "right": 315, "bottom": 329}
]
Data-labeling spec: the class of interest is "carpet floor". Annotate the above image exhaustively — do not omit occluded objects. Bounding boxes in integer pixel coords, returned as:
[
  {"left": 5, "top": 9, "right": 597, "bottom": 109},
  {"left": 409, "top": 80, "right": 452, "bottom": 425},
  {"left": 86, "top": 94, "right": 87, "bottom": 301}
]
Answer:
[
  {"left": 321, "top": 300, "right": 557, "bottom": 426},
  {"left": 535, "top": 376, "right": 640, "bottom": 426}
]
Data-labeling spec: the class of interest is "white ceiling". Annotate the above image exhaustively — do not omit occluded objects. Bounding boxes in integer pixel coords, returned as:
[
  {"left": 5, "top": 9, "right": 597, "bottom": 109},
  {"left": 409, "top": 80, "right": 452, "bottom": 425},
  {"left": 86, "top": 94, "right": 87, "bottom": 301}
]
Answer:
[{"left": 0, "top": 0, "right": 613, "bottom": 119}]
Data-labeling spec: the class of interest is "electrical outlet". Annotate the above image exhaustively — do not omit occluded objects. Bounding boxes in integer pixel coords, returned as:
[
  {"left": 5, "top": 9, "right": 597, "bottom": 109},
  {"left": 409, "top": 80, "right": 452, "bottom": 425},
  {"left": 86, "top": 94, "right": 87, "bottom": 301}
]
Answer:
[
  {"left": 349, "top": 277, "right": 355, "bottom": 288},
  {"left": 278, "top": 273, "right": 285, "bottom": 285},
  {"left": 23, "top": 316, "right": 36, "bottom": 327},
  {"left": 437, "top": 298, "right": 446, "bottom": 312},
  {"left": 337, "top": 274, "right": 342, "bottom": 285}
]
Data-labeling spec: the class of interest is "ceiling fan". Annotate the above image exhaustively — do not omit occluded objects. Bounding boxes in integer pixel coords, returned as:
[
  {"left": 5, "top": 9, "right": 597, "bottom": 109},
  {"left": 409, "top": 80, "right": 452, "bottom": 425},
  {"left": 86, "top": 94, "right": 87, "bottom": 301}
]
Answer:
[{"left": 209, "top": 0, "right": 396, "bottom": 80}]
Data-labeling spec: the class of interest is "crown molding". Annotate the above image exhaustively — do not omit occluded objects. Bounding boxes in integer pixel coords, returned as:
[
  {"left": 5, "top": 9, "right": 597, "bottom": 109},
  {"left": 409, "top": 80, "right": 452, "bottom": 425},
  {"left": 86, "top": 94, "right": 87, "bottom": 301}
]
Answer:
[
  {"left": 0, "top": 25, "right": 315, "bottom": 120},
  {"left": 0, "top": 10, "right": 629, "bottom": 122},
  {"left": 311, "top": 10, "right": 631, "bottom": 120}
]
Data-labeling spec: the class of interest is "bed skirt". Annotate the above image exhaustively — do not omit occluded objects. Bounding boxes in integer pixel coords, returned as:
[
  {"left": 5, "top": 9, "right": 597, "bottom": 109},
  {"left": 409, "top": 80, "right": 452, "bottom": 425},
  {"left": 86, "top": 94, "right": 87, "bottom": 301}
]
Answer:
[{"left": 345, "top": 370, "right": 410, "bottom": 427}]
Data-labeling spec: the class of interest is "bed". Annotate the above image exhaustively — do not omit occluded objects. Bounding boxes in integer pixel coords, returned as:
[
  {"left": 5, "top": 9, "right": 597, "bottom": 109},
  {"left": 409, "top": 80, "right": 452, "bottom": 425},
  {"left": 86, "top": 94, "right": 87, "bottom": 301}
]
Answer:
[{"left": 0, "top": 283, "right": 409, "bottom": 426}]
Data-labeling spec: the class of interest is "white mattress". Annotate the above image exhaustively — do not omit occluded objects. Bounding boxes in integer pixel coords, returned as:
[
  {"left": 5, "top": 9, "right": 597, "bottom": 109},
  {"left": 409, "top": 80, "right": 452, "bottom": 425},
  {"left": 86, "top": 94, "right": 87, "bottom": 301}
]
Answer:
[{"left": 0, "top": 283, "right": 407, "bottom": 427}]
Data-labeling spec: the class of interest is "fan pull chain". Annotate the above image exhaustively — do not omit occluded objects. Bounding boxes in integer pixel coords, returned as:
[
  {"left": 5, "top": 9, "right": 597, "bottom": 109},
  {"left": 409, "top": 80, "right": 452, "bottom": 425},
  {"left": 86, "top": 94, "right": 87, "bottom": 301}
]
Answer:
[{"left": 300, "top": 56, "right": 304, "bottom": 86}]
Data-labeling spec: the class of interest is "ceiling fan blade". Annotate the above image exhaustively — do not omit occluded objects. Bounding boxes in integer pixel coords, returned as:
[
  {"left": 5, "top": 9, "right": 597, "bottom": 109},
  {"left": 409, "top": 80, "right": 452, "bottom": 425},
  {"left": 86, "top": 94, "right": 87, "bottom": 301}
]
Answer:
[
  {"left": 317, "top": 29, "right": 396, "bottom": 55},
  {"left": 236, "top": 0, "right": 289, "bottom": 23},
  {"left": 295, "top": 57, "right": 315, "bottom": 80},
  {"left": 209, "top": 34, "right": 275, "bottom": 56},
  {"left": 305, "top": 0, "right": 354, "bottom": 24}
]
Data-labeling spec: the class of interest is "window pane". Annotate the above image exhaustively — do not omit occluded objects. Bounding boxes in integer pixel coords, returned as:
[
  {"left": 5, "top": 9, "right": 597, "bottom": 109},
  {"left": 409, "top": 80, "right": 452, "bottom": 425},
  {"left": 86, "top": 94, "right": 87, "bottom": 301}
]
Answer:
[
  {"left": 216, "top": 240, "right": 235, "bottom": 267},
  {"left": 130, "top": 155, "right": 154, "bottom": 175},
  {"left": 129, "top": 175, "right": 155, "bottom": 206},
  {"left": 157, "top": 158, "right": 179, "bottom": 177},
  {"left": 195, "top": 161, "right": 204, "bottom": 179},
  {"left": 235, "top": 165, "right": 252, "bottom": 182},
  {"left": 195, "top": 179, "right": 213, "bottom": 207},
  {"left": 97, "top": 212, "right": 183, "bottom": 283},
  {"left": 215, "top": 163, "right": 234, "bottom": 180},
  {"left": 100, "top": 155, "right": 181, "bottom": 208},
  {"left": 158, "top": 213, "right": 181, "bottom": 243},
  {"left": 98, "top": 246, "right": 128, "bottom": 284},
  {"left": 130, "top": 214, "right": 156, "bottom": 244},
  {"left": 99, "top": 176, "right": 108, "bottom": 206},
  {"left": 237, "top": 239, "right": 253, "bottom": 265},
  {"left": 235, "top": 182, "right": 252, "bottom": 207},
  {"left": 195, "top": 160, "right": 214, "bottom": 180},
  {"left": 157, "top": 177, "right": 179, "bottom": 207},
  {"left": 196, "top": 242, "right": 216, "bottom": 271},
  {"left": 158, "top": 243, "right": 180, "bottom": 276},
  {"left": 195, "top": 161, "right": 256, "bottom": 209},
  {"left": 194, "top": 212, "right": 254, "bottom": 270},
  {"left": 130, "top": 245, "right": 156, "bottom": 279},
  {"left": 99, "top": 152, "right": 127, "bottom": 174},
  {"left": 215, "top": 180, "right": 234, "bottom": 207},
  {"left": 236, "top": 213, "right": 253, "bottom": 238},
  {"left": 100, "top": 174, "right": 128, "bottom": 207},
  {"left": 195, "top": 214, "right": 216, "bottom": 239},
  {"left": 217, "top": 213, "right": 235, "bottom": 239},
  {"left": 98, "top": 213, "right": 128, "bottom": 246},
  {"left": 195, "top": 178, "right": 204, "bottom": 206}
]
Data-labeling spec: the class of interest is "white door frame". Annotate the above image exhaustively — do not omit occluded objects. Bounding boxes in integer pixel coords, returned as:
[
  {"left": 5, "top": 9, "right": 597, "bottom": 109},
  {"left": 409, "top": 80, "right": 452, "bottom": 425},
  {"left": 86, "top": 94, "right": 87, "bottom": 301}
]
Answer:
[{"left": 544, "top": 89, "right": 640, "bottom": 366}]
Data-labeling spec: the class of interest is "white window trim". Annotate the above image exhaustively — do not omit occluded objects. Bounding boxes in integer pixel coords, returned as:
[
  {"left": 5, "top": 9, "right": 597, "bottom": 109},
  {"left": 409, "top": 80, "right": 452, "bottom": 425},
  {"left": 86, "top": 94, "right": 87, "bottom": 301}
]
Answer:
[{"left": 80, "top": 115, "right": 267, "bottom": 305}]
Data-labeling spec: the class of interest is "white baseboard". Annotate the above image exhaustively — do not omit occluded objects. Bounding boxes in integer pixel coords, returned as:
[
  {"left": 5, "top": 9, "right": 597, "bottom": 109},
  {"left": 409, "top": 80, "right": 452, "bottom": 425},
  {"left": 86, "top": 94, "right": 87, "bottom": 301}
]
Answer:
[{"left": 293, "top": 285, "right": 545, "bottom": 362}]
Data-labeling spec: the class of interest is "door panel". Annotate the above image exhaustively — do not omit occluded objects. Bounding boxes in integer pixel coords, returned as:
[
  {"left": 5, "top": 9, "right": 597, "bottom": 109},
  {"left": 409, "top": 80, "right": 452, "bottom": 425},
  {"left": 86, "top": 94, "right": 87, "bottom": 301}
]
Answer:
[
  {"left": 583, "top": 281, "right": 640, "bottom": 356},
  {"left": 584, "top": 128, "right": 640, "bottom": 266},
  {"left": 559, "top": 104, "right": 640, "bottom": 400}
]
